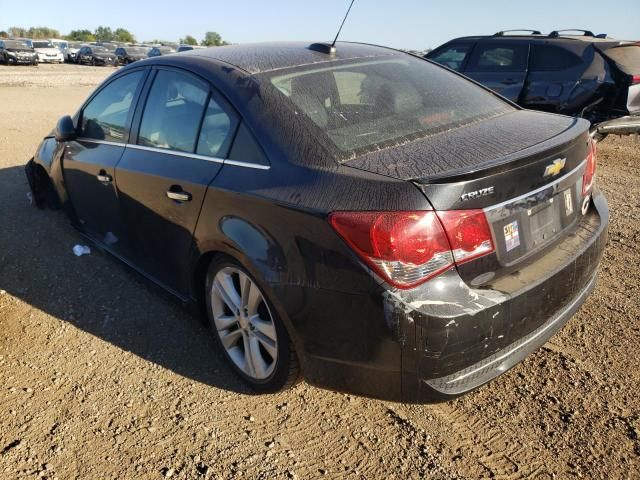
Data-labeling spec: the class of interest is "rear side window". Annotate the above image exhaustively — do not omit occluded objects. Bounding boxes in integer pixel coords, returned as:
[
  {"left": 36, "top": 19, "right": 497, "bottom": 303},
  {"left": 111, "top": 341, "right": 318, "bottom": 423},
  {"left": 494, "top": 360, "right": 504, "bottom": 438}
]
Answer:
[
  {"left": 228, "top": 123, "right": 268, "bottom": 166},
  {"left": 467, "top": 43, "right": 528, "bottom": 72},
  {"left": 138, "top": 70, "right": 208, "bottom": 153},
  {"left": 80, "top": 71, "right": 144, "bottom": 142},
  {"left": 530, "top": 45, "right": 583, "bottom": 71},
  {"left": 196, "top": 96, "right": 234, "bottom": 158},
  {"left": 428, "top": 44, "right": 473, "bottom": 71},
  {"left": 265, "top": 56, "right": 513, "bottom": 156}
]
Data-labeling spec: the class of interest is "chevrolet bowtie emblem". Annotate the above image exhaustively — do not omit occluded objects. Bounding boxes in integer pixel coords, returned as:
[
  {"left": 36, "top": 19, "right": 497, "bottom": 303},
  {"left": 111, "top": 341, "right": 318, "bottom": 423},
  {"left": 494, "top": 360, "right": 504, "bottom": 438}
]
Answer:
[{"left": 543, "top": 158, "right": 566, "bottom": 177}]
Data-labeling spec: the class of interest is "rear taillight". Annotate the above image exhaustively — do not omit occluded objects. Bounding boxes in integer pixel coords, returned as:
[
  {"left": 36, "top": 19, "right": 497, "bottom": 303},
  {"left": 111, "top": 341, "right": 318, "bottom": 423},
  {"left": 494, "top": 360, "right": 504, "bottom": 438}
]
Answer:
[
  {"left": 582, "top": 139, "right": 597, "bottom": 196},
  {"left": 329, "top": 210, "right": 494, "bottom": 289},
  {"left": 632, "top": 75, "right": 640, "bottom": 85}
]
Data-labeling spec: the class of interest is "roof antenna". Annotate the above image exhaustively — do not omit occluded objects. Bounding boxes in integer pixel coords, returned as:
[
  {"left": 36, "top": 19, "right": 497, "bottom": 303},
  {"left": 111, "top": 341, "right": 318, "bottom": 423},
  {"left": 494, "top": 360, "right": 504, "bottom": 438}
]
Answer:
[{"left": 309, "top": 0, "right": 356, "bottom": 55}]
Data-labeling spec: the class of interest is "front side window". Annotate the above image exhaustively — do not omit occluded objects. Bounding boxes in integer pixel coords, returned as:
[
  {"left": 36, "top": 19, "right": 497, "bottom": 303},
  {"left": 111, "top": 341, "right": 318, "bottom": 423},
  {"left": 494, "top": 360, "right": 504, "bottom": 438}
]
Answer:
[
  {"left": 81, "top": 71, "right": 144, "bottom": 142},
  {"left": 265, "top": 56, "right": 513, "bottom": 156},
  {"left": 138, "top": 70, "right": 208, "bottom": 153},
  {"left": 428, "top": 44, "right": 473, "bottom": 71},
  {"left": 467, "top": 43, "right": 528, "bottom": 72}
]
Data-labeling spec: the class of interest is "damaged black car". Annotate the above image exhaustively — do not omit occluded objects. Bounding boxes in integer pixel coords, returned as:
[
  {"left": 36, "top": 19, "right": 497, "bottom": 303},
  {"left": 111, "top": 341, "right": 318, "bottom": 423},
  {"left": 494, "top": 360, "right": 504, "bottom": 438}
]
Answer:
[
  {"left": 26, "top": 42, "right": 608, "bottom": 403},
  {"left": 0, "top": 39, "right": 38, "bottom": 65}
]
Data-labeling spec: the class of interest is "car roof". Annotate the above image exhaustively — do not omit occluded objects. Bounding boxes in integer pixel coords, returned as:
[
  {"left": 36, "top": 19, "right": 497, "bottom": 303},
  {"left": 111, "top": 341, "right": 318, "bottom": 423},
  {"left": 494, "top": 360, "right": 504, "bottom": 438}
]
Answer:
[{"left": 179, "top": 41, "right": 401, "bottom": 74}]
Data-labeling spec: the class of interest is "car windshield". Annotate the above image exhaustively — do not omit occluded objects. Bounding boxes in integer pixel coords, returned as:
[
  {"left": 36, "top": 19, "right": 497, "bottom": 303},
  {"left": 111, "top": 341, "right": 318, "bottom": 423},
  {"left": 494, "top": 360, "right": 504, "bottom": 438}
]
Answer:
[
  {"left": 265, "top": 56, "right": 514, "bottom": 157},
  {"left": 33, "top": 41, "right": 54, "bottom": 48},
  {"left": 5, "top": 41, "right": 29, "bottom": 49}
]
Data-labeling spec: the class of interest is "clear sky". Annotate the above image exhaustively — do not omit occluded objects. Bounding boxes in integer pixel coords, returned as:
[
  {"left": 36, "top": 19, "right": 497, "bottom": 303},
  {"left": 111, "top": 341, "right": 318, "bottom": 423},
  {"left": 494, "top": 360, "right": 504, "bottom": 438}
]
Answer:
[{"left": 2, "top": 0, "right": 639, "bottom": 49}]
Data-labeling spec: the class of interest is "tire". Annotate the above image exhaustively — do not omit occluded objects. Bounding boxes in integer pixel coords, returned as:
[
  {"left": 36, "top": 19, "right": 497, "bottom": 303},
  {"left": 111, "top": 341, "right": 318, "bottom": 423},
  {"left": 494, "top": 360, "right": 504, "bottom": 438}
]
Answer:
[
  {"left": 91, "top": 58, "right": 97, "bottom": 66},
  {"left": 205, "top": 256, "right": 299, "bottom": 393}
]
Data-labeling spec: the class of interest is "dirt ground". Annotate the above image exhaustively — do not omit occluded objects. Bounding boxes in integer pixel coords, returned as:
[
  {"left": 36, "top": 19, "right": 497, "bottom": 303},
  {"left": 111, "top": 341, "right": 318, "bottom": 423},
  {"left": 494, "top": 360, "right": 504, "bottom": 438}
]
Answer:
[{"left": 0, "top": 63, "right": 639, "bottom": 479}]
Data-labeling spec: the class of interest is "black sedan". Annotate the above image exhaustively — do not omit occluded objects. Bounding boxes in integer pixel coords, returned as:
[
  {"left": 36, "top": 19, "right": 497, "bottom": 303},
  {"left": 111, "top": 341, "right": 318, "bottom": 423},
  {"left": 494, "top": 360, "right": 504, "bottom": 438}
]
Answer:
[
  {"left": 26, "top": 42, "right": 608, "bottom": 403},
  {"left": 77, "top": 46, "right": 116, "bottom": 66},
  {"left": 115, "top": 46, "right": 150, "bottom": 65},
  {"left": 0, "top": 39, "right": 38, "bottom": 65}
]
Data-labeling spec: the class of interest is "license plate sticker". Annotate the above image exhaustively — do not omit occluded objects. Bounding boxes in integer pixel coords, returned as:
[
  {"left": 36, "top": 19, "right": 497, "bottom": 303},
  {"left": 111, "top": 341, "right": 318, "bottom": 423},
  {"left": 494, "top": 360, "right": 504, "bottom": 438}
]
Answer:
[
  {"left": 564, "top": 190, "right": 573, "bottom": 216},
  {"left": 504, "top": 220, "right": 520, "bottom": 252}
]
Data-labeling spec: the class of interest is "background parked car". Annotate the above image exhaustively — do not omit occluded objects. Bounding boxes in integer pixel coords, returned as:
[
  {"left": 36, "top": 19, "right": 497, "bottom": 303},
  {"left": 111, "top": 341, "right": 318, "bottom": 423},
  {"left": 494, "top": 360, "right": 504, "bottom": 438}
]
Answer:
[
  {"left": 0, "top": 39, "right": 38, "bottom": 65},
  {"left": 62, "top": 41, "right": 84, "bottom": 63},
  {"left": 426, "top": 29, "right": 640, "bottom": 124},
  {"left": 115, "top": 46, "right": 150, "bottom": 65},
  {"left": 32, "top": 40, "right": 64, "bottom": 63},
  {"left": 77, "top": 46, "right": 116, "bottom": 66},
  {"left": 148, "top": 46, "right": 176, "bottom": 57},
  {"left": 177, "top": 45, "right": 194, "bottom": 52}
]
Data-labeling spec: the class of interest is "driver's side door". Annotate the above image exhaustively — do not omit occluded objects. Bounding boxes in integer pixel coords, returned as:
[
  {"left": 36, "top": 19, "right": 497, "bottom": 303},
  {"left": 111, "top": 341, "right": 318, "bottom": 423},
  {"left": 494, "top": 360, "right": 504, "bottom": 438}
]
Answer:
[{"left": 63, "top": 69, "right": 147, "bottom": 257}]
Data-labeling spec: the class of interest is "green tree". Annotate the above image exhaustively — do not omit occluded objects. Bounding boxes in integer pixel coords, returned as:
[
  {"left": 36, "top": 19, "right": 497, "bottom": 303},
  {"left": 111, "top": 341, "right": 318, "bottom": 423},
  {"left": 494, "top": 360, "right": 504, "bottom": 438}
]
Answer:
[
  {"left": 27, "top": 26, "right": 61, "bottom": 39},
  {"left": 181, "top": 35, "right": 198, "bottom": 46},
  {"left": 113, "top": 28, "right": 135, "bottom": 43},
  {"left": 94, "top": 26, "right": 114, "bottom": 42},
  {"left": 201, "top": 31, "right": 229, "bottom": 47},
  {"left": 0, "top": 31, "right": 8, "bottom": 38},
  {"left": 8, "top": 26, "right": 27, "bottom": 38},
  {"left": 67, "top": 30, "right": 96, "bottom": 42}
]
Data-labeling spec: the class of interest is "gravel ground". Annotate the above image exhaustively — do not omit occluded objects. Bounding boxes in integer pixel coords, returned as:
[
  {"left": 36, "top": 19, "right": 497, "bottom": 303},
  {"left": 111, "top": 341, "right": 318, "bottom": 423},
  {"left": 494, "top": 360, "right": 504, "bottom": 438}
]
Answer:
[{"left": 0, "top": 65, "right": 639, "bottom": 480}]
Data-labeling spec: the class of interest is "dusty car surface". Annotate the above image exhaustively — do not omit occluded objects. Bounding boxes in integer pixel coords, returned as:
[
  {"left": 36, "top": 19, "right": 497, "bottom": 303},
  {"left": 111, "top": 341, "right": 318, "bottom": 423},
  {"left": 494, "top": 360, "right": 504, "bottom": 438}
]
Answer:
[{"left": 25, "top": 41, "right": 608, "bottom": 403}]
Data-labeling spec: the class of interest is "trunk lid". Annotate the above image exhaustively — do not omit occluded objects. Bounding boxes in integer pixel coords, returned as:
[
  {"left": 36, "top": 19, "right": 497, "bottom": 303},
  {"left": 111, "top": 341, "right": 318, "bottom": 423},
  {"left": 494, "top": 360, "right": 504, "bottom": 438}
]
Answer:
[{"left": 344, "top": 109, "right": 592, "bottom": 284}]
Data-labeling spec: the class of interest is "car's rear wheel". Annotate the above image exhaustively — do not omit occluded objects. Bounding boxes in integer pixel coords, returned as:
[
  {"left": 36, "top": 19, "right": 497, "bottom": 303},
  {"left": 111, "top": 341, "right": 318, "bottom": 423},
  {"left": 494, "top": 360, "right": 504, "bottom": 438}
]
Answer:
[{"left": 205, "top": 257, "right": 299, "bottom": 392}]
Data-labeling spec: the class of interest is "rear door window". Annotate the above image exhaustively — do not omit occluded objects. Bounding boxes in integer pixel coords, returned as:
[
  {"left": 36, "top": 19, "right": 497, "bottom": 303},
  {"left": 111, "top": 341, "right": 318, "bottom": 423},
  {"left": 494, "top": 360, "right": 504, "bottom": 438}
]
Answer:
[
  {"left": 530, "top": 45, "right": 583, "bottom": 71},
  {"left": 195, "top": 96, "right": 235, "bottom": 158},
  {"left": 138, "top": 70, "right": 209, "bottom": 153},
  {"left": 601, "top": 45, "right": 640, "bottom": 75},
  {"left": 467, "top": 43, "right": 528, "bottom": 72},
  {"left": 80, "top": 71, "right": 144, "bottom": 142},
  {"left": 428, "top": 43, "right": 474, "bottom": 71}
]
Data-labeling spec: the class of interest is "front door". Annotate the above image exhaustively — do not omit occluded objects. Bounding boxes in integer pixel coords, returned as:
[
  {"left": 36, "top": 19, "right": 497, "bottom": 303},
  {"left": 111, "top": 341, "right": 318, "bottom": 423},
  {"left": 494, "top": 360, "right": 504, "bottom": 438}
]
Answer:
[
  {"left": 115, "top": 68, "right": 237, "bottom": 294},
  {"left": 464, "top": 41, "right": 529, "bottom": 103},
  {"left": 63, "top": 69, "right": 146, "bottom": 256}
]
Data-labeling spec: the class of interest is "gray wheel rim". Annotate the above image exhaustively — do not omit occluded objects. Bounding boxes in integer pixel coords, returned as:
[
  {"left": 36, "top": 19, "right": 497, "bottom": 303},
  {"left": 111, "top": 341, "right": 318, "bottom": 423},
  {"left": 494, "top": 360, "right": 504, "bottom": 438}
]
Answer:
[{"left": 210, "top": 267, "right": 278, "bottom": 380}]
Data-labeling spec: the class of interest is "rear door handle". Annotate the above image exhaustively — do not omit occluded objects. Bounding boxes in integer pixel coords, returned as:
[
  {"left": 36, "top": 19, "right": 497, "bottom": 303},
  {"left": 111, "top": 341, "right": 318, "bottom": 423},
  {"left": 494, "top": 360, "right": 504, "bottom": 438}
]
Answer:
[
  {"left": 96, "top": 170, "right": 112, "bottom": 183},
  {"left": 501, "top": 79, "right": 519, "bottom": 85},
  {"left": 166, "top": 186, "right": 192, "bottom": 202}
]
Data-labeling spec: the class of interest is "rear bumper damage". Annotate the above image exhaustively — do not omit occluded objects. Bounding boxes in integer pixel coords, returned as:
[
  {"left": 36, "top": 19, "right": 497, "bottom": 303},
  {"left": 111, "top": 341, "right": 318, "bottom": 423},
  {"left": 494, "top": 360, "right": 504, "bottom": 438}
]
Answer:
[{"left": 393, "top": 190, "right": 609, "bottom": 403}]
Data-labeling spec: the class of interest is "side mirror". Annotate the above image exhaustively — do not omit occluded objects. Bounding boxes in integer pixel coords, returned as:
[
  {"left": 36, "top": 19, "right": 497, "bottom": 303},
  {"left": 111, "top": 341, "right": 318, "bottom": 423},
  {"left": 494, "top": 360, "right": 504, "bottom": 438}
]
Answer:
[{"left": 55, "top": 115, "right": 76, "bottom": 142}]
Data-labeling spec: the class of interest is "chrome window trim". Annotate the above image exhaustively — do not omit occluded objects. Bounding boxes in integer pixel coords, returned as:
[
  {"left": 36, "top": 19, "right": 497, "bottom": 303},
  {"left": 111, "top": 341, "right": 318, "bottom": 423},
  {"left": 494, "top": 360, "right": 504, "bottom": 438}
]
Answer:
[
  {"left": 484, "top": 158, "right": 586, "bottom": 212},
  {"left": 75, "top": 138, "right": 271, "bottom": 170},
  {"left": 124, "top": 143, "right": 225, "bottom": 164},
  {"left": 76, "top": 138, "right": 124, "bottom": 147}
]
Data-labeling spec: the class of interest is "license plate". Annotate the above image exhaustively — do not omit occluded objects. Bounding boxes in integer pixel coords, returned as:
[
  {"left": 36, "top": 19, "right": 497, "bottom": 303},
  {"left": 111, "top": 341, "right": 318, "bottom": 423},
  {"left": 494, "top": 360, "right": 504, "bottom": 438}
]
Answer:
[{"left": 503, "top": 220, "right": 520, "bottom": 251}]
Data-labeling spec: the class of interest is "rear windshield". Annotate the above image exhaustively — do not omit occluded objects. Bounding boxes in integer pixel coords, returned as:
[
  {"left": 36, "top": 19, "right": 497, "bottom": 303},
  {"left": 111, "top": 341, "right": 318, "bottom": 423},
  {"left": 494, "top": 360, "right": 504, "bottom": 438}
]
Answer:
[
  {"left": 4, "top": 41, "right": 29, "bottom": 49},
  {"left": 33, "top": 41, "right": 54, "bottom": 48},
  {"left": 602, "top": 45, "right": 640, "bottom": 75},
  {"left": 264, "top": 56, "right": 513, "bottom": 157}
]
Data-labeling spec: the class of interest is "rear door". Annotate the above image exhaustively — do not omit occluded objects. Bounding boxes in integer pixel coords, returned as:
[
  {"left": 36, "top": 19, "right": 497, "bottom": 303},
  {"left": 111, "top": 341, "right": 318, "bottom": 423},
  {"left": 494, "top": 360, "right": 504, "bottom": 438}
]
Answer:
[
  {"left": 464, "top": 41, "right": 530, "bottom": 102},
  {"left": 115, "top": 67, "right": 238, "bottom": 294},
  {"left": 63, "top": 69, "right": 147, "bottom": 256},
  {"left": 521, "top": 43, "right": 586, "bottom": 114}
]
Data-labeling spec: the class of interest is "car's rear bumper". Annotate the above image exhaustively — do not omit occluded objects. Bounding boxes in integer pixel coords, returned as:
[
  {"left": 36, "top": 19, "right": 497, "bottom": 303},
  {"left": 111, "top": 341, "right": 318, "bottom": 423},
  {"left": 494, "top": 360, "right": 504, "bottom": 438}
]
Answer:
[
  {"left": 401, "top": 189, "right": 609, "bottom": 402},
  {"left": 301, "top": 190, "right": 608, "bottom": 403}
]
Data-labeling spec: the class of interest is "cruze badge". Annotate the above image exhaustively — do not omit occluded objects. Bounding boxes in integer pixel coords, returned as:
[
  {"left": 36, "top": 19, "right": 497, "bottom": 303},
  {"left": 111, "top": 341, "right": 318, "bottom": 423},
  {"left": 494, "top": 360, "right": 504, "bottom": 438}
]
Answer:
[
  {"left": 460, "top": 186, "right": 494, "bottom": 202},
  {"left": 543, "top": 158, "right": 566, "bottom": 177}
]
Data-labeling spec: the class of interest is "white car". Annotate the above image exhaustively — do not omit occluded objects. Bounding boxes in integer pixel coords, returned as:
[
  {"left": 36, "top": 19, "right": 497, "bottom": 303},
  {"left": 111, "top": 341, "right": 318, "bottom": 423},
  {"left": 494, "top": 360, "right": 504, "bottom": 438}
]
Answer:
[{"left": 32, "top": 40, "right": 64, "bottom": 63}]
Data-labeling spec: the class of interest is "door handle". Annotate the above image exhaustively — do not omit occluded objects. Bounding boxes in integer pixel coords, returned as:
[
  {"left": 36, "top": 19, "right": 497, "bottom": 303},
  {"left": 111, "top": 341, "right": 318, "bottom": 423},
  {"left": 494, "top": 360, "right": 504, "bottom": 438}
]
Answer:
[
  {"left": 166, "top": 187, "right": 192, "bottom": 202},
  {"left": 501, "top": 79, "right": 519, "bottom": 85},
  {"left": 96, "top": 170, "right": 112, "bottom": 183}
]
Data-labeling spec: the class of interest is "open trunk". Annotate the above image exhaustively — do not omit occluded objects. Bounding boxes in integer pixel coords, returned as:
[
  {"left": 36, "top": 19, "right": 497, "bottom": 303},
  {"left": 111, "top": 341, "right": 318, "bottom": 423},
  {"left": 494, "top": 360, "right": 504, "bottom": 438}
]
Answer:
[{"left": 345, "top": 109, "right": 594, "bottom": 285}]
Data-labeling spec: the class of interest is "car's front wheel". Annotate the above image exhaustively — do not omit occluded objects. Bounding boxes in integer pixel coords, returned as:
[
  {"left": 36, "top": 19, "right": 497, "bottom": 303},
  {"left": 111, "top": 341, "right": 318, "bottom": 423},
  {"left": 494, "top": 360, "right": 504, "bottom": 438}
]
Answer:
[{"left": 205, "top": 257, "right": 299, "bottom": 392}]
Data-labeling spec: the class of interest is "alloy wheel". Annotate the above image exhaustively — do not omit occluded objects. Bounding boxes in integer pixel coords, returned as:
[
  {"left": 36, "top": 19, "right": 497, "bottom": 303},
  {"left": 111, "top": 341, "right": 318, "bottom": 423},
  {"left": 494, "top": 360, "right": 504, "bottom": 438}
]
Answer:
[{"left": 210, "top": 267, "right": 278, "bottom": 380}]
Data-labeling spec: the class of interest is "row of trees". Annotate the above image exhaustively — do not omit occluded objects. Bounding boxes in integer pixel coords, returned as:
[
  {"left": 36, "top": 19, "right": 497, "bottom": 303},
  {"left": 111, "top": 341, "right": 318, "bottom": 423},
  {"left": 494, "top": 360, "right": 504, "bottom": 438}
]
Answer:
[{"left": 0, "top": 26, "right": 229, "bottom": 46}]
